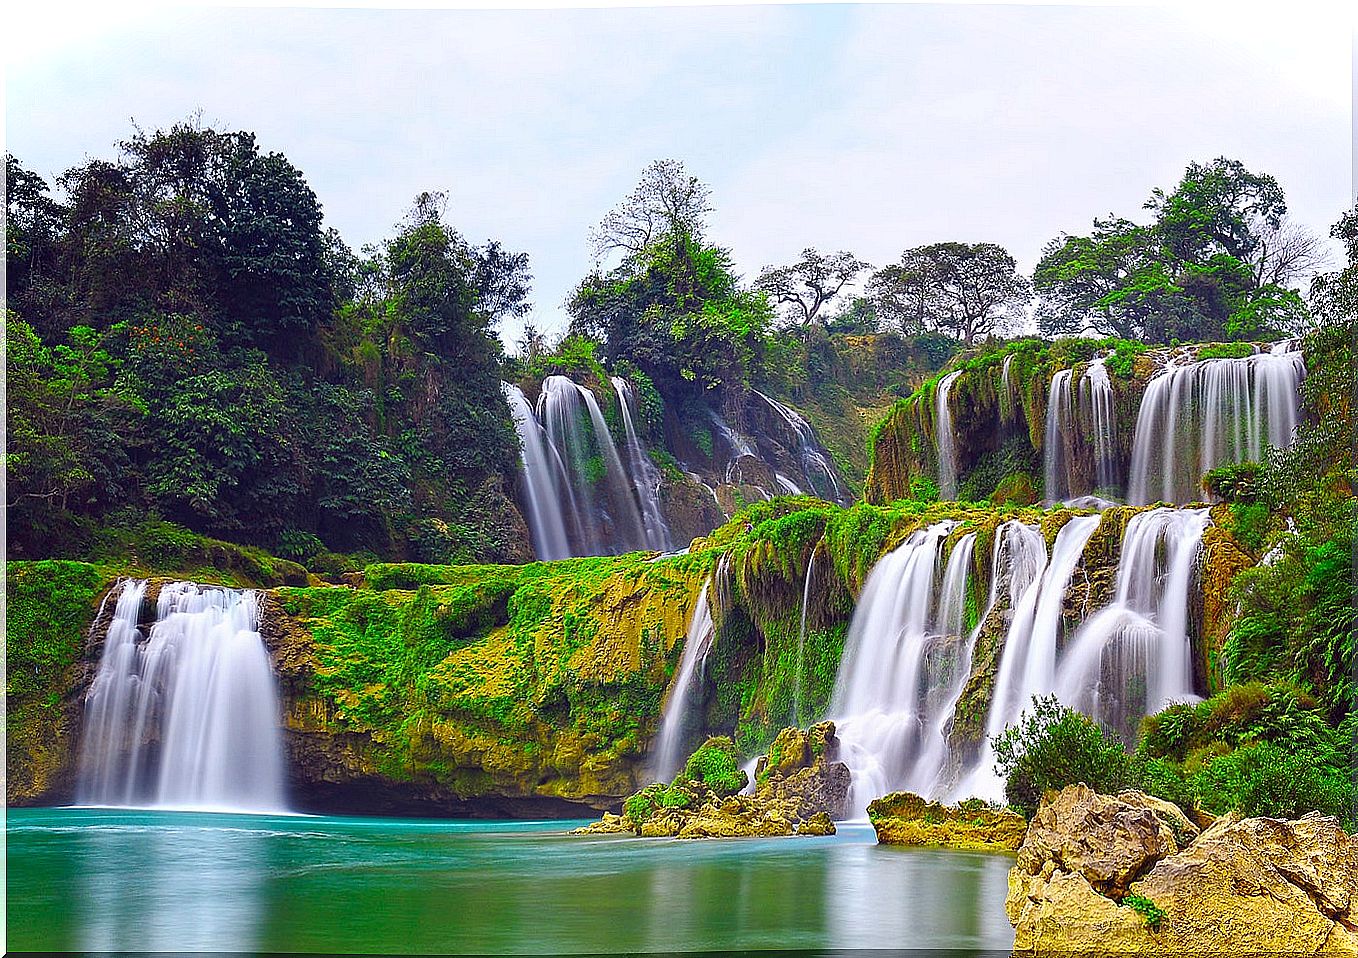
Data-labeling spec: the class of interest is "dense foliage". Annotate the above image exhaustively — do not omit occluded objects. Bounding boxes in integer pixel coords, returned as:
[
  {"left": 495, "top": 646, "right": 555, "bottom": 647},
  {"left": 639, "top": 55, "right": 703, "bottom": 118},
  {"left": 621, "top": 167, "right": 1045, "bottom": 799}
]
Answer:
[
  {"left": 7, "top": 126, "right": 528, "bottom": 565},
  {"left": 1033, "top": 158, "right": 1316, "bottom": 343}
]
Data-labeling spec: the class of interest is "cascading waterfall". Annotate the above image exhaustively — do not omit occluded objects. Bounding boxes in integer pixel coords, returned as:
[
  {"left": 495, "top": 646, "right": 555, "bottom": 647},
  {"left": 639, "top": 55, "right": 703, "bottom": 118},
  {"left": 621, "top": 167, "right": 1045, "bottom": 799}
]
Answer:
[
  {"left": 999, "top": 354, "right": 1016, "bottom": 421},
  {"left": 1079, "top": 357, "right": 1118, "bottom": 493},
  {"left": 795, "top": 546, "right": 818, "bottom": 726},
  {"left": 652, "top": 580, "right": 716, "bottom": 781},
  {"left": 1127, "top": 341, "right": 1305, "bottom": 505},
  {"left": 935, "top": 372, "right": 962, "bottom": 500},
  {"left": 1055, "top": 508, "right": 1210, "bottom": 741},
  {"left": 503, "top": 383, "right": 572, "bottom": 561},
  {"left": 610, "top": 376, "right": 672, "bottom": 551},
  {"left": 77, "top": 581, "right": 287, "bottom": 813},
  {"left": 754, "top": 390, "right": 850, "bottom": 505},
  {"left": 1043, "top": 369, "right": 1074, "bottom": 503},
  {"left": 828, "top": 522, "right": 959, "bottom": 814},
  {"left": 540, "top": 375, "right": 649, "bottom": 554},
  {"left": 962, "top": 515, "right": 1101, "bottom": 800}
]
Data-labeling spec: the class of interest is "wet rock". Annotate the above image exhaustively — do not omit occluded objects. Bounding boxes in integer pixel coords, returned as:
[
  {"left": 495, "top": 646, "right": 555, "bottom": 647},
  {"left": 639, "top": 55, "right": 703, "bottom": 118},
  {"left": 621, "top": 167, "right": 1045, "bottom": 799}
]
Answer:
[{"left": 797, "top": 812, "right": 836, "bottom": 836}]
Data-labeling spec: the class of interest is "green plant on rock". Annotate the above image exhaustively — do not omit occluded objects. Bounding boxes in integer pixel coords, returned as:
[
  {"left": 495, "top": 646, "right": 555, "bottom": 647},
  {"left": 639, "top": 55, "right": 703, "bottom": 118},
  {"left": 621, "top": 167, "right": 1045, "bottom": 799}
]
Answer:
[
  {"left": 678, "top": 736, "right": 748, "bottom": 797},
  {"left": 1123, "top": 894, "right": 1166, "bottom": 931}
]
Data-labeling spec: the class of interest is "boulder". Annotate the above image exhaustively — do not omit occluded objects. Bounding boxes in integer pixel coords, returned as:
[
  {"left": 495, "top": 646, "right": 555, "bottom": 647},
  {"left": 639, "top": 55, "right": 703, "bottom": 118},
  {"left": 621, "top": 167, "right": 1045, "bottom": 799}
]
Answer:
[
  {"left": 1007, "top": 785, "right": 1358, "bottom": 954},
  {"left": 753, "top": 722, "right": 851, "bottom": 821},
  {"left": 797, "top": 812, "right": 836, "bottom": 836},
  {"left": 868, "top": 791, "right": 1027, "bottom": 852}
]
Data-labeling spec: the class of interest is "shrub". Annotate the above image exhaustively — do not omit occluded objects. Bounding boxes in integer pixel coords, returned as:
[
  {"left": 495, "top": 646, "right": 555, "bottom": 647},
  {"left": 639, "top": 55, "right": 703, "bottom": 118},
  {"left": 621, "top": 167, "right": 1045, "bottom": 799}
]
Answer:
[
  {"left": 678, "top": 736, "right": 748, "bottom": 797},
  {"left": 993, "top": 695, "right": 1129, "bottom": 816},
  {"left": 1202, "top": 462, "right": 1262, "bottom": 503},
  {"left": 1190, "top": 740, "right": 1354, "bottom": 823}
]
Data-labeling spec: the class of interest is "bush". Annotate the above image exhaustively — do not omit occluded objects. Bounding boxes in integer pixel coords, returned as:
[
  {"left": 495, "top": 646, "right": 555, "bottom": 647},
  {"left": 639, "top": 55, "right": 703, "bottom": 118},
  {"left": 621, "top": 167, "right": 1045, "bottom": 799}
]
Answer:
[
  {"left": 1189, "top": 740, "right": 1354, "bottom": 823},
  {"left": 993, "top": 695, "right": 1130, "bottom": 816},
  {"left": 678, "top": 736, "right": 748, "bottom": 797},
  {"left": 1202, "top": 462, "right": 1262, "bottom": 502}
]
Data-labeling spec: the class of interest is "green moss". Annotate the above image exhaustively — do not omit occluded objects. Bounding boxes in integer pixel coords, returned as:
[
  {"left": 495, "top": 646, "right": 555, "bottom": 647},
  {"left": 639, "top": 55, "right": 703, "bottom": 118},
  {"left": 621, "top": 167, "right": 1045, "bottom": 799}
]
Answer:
[
  {"left": 678, "top": 736, "right": 747, "bottom": 796},
  {"left": 1123, "top": 894, "right": 1166, "bottom": 931}
]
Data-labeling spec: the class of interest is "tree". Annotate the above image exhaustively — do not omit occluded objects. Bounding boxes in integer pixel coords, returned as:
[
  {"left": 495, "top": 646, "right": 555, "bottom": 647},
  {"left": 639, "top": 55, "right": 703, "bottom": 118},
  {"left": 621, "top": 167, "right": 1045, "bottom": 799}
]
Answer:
[
  {"left": 869, "top": 242, "right": 1030, "bottom": 345},
  {"left": 589, "top": 159, "right": 713, "bottom": 262},
  {"left": 1252, "top": 218, "right": 1329, "bottom": 290},
  {"left": 1147, "top": 156, "right": 1287, "bottom": 266},
  {"left": 755, "top": 248, "right": 869, "bottom": 326}
]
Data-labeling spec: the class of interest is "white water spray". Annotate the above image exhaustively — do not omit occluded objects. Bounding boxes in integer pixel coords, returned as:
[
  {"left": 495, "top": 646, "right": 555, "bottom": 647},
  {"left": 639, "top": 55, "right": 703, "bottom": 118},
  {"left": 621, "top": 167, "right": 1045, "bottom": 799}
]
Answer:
[{"left": 652, "top": 580, "right": 716, "bottom": 781}]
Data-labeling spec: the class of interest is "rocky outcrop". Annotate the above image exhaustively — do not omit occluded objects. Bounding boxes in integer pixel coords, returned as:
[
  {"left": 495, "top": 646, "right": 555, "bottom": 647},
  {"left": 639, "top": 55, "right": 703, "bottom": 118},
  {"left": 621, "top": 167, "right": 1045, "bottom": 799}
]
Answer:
[
  {"left": 1006, "top": 784, "right": 1358, "bottom": 954},
  {"left": 576, "top": 724, "right": 850, "bottom": 839},
  {"left": 867, "top": 791, "right": 1028, "bottom": 852}
]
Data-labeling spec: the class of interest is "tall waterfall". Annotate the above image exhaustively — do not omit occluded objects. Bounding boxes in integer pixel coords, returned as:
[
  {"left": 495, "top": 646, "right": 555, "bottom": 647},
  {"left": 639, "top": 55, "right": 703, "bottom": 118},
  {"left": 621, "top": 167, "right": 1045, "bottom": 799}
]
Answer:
[
  {"left": 961, "top": 515, "right": 1101, "bottom": 800},
  {"left": 1080, "top": 357, "right": 1118, "bottom": 493},
  {"left": 754, "top": 390, "right": 851, "bottom": 505},
  {"left": 653, "top": 580, "right": 716, "bottom": 781},
  {"left": 503, "top": 383, "right": 572, "bottom": 561},
  {"left": 506, "top": 376, "right": 670, "bottom": 559},
  {"left": 1056, "top": 508, "right": 1210, "bottom": 740},
  {"left": 77, "top": 581, "right": 287, "bottom": 812},
  {"left": 935, "top": 372, "right": 962, "bottom": 500},
  {"left": 795, "top": 545, "right": 819, "bottom": 726},
  {"left": 829, "top": 522, "right": 959, "bottom": 814},
  {"left": 1043, "top": 369, "right": 1074, "bottom": 503},
  {"left": 1127, "top": 341, "right": 1305, "bottom": 504},
  {"left": 611, "top": 376, "right": 672, "bottom": 552}
]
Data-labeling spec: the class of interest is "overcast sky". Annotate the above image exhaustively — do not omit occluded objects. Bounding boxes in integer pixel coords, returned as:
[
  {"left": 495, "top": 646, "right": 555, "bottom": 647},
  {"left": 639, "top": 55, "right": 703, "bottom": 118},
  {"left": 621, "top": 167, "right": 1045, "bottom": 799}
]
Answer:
[{"left": 6, "top": 1, "right": 1354, "bottom": 347}]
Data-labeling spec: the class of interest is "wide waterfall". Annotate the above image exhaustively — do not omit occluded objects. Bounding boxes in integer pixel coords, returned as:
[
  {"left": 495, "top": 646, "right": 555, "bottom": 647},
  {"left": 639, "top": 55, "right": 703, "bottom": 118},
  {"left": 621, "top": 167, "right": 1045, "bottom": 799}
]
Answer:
[
  {"left": 935, "top": 371, "right": 962, "bottom": 499},
  {"left": 77, "top": 581, "right": 287, "bottom": 813},
  {"left": 1056, "top": 508, "right": 1210, "bottom": 741},
  {"left": 611, "top": 376, "right": 672, "bottom": 552},
  {"left": 829, "top": 522, "right": 960, "bottom": 814},
  {"left": 653, "top": 580, "right": 716, "bottom": 781},
  {"left": 1128, "top": 341, "right": 1305, "bottom": 504}
]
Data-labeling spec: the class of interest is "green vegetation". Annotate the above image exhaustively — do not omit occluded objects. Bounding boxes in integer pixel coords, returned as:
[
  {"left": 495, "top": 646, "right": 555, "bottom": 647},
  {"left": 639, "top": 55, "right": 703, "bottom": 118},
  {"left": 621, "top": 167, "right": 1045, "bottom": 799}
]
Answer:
[
  {"left": 993, "top": 695, "right": 1131, "bottom": 817},
  {"left": 1123, "top": 894, "right": 1166, "bottom": 931},
  {"left": 677, "top": 736, "right": 748, "bottom": 796}
]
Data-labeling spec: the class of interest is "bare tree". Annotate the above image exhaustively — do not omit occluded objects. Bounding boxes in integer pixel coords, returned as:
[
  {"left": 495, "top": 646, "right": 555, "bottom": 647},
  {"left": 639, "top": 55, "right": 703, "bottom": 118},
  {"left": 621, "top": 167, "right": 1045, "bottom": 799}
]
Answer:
[
  {"left": 589, "top": 159, "right": 713, "bottom": 261},
  {"left": 755, "top": 248, "right": 870, "bottom": 326},
  {"left": 1251, "top": 217, "right": 1331, "bottom": 289}
]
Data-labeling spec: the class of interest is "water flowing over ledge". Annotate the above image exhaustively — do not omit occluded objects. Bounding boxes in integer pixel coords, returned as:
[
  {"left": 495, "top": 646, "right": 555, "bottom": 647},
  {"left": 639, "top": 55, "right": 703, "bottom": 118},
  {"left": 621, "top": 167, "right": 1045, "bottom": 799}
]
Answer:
[{"left": 77, "top": 580, "right": 288, "bottom": 814}]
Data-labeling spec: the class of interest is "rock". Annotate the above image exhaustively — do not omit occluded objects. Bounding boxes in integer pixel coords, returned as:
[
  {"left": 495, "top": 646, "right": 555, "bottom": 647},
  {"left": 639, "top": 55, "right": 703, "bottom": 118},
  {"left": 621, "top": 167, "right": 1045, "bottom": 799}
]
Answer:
[
  {"left": 1012, "top": 784, "right": 1180, "bottom": 901},
  {"left": 868, "top": 792, "right": 1027, "bottom": 851},
  {"left": 797, "top": 812, "right": 836, "bottom": 836},
  {"left": 570, "top": 812, "right": 630, "bottom": 835},
  {"left": 1114, "top": 789, "right": 1200, "bottom": 850},
  {"left": 753, "top": 721, "right": 851, "bottom": 821},
  {"left": 1007, "top": 787, "right": 1358, "bottom": 954},
  {"left": 580, "top": 723, "right": 849, "bottom": 841}
]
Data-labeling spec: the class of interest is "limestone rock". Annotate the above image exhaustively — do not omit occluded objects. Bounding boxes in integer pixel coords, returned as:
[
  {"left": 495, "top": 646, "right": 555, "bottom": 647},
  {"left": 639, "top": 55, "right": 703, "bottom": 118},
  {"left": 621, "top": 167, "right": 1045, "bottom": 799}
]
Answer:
[
  {"left": 753, "top": 722, "right": 851, "bottom": 821},
  {"left": 1007, "top": 786, "right": 1358, "bottom": 955},
  {"left": 868, "top": 791, "right": 1028, "bottom": 852},
  {"left": 797, "top": 812, "right": 836, "bottom": 836},
  {"left": 1013, "top": 784, "right": 1179, "bottom": 899}
]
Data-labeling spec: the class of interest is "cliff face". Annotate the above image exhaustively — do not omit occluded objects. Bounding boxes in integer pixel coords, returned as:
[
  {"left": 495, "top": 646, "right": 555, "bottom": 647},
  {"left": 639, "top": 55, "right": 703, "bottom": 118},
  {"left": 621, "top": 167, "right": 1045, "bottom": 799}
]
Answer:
[
  {"left": 866, "top": 341, "right": 1157, "bottom": 504},
  {"left": 6, "top": 498, "right": 1256, "bottom": 817}
]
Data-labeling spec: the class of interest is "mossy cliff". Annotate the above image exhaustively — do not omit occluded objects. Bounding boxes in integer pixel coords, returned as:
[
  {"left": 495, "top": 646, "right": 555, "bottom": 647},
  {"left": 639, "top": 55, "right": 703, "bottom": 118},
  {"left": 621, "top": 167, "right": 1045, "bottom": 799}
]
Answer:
[
  {"left": 867, "top": 338, "right": 1159, "bottom": 504},
  {"left": 7, "top": 496, "right": 1258, "bottom": 816}
]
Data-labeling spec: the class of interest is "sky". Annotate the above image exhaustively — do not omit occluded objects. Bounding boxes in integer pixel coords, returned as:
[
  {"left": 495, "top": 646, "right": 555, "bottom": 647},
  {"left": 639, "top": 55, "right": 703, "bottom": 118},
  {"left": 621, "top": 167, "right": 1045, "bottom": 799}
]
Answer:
[{"left": 5, "top": 0, "right": 1354, "bottom": 348}]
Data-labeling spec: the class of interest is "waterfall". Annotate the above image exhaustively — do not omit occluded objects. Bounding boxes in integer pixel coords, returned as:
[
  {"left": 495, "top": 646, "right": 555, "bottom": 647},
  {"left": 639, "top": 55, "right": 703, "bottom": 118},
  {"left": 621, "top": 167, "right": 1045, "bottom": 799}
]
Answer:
[
  {"left": 754, "top": 390, "right": 850, "bottom": 505},
  {"left": 77, "top": 581, "right": 287, "bottom": 813},
  {"left": 935, "top": 372, "right": 962, "bottom": 500},
  {"left": 610, "top": 376, "right": 672, "bottom": 551},
  {"left": 1055, "top": 508, "right": 1210, "bottom": 741},
  {"left": 1043, "top": 369, "right": 1074, "bottom": 504},
  {"left": 503, "top": 383, "right": 572, "bottom": 561},
  {"left": 828, "top": 522, "right": 959, "bottom": 813},
  {"left": 652, "top": 580, "right": 716, "bottom": 781},
  {"left": 962, "top": 515, "right": 1101, "bottom": 800},
  {"left": 1079, "top": 358, "right": 1118, "bottom": 493},
  {"left": 1127, "top": 341, "right": 1305, "bottom": 505},
  {"left": 795, "top": 546, "right": 818, "bottom": 725},
  {"left": 999, "top": 355, "right": 1015, "bottom": 421}
]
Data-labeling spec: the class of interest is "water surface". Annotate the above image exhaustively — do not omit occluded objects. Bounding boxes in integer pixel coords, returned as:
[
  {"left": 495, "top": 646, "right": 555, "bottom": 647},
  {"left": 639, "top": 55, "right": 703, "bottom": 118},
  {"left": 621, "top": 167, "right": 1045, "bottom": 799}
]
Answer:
[{"left": 9, "top": 807, "right": 1015, "bottom": 953}]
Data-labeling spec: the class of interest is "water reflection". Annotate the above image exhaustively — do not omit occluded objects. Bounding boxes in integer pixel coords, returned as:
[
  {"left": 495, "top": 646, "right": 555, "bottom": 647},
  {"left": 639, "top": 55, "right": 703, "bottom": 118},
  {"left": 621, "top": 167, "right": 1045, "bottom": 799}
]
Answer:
[
  {"left": 76, "top": 810, "right": 271, "bottom": 952},
  {"left": 12, "top": 809, "right": 1015, "bottom": 954}
]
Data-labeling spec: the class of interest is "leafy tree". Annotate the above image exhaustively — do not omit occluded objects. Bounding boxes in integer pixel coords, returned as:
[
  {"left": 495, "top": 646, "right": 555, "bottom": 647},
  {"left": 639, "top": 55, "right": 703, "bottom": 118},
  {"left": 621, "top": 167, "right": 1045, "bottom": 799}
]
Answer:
[
  {"left": 755, "top": 248, "right": 869, "bottom": 326},
  {"left": 1147, "top": 156, "right": 1286, "bottom": 266},
  {"left": 869, "top": 242, "right": 1030, "bottom": 345},
  {"left": 993, "top": 695, "right": 1129, "bottom": 816}
]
